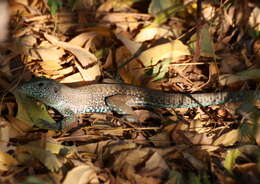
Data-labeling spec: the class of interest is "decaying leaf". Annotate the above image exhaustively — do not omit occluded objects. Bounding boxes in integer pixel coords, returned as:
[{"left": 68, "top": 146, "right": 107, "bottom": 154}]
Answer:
[{"left": 189, "top": 24, "right": 215, "bottom": 58}]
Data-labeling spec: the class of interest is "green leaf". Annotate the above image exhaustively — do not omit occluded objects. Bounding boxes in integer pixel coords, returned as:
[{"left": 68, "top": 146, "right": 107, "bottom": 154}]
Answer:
[
  {"left": 146, "top": 58, "right": 172, "bottom": 81},
  {"left": 189, "top": 24, "right": 215, "bottom": 58},
  {"left": 150, "top": 4, "right": 184, "bottom": 26},
  {"left": 149, "top": 0, "right": 176, "bottom": 15},
  {"left": 223, "top": 149, "right": 241, "bottom": 174},
  {"left": 14, "top": 92, "right": 56, "bottom": 129},
  {"left": 47, "top": 0, "right": 62, "bottom": 15}
]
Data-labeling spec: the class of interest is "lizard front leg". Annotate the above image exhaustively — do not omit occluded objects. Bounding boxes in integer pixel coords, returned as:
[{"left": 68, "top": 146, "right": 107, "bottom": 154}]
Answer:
[
  {"left": 105, "top": 95, "right": 138, "bottom": 122},
  {"left": 39, "top": 109, "right": 76, "bottom": 131}
]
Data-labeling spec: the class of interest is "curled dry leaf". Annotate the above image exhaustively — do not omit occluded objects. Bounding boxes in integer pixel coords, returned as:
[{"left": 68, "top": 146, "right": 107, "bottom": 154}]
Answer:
[
  {"left": 44, "top": 33, "right": 101, "bottom": 81},
  {"left": 63, "top": 165, "right": 99, "bottom": 184},
  {"left": 139, "top": 40, "right": 190, "bottom": 66},
  {"left": 44, "top": 33, "right": 97, "bottom": 67}
]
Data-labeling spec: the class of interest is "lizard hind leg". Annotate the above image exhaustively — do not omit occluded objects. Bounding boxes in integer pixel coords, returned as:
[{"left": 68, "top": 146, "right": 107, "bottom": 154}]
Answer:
[{"left": 105, "top": 95, "right": 138, "bottom": 123}]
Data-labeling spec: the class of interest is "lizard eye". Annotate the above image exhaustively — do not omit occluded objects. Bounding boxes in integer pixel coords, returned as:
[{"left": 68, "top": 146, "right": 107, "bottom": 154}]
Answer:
[
  {"left": 53, "top": 87, "right": 59, "bottom": 93},
  {"left": 38, "top": 82, "right": 44, "bottom": 87}
]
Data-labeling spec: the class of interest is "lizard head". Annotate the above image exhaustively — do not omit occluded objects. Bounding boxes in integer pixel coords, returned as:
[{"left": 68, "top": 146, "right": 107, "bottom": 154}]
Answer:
[{"left": 17, "top": 77, "right": 62, "bottom": 104}]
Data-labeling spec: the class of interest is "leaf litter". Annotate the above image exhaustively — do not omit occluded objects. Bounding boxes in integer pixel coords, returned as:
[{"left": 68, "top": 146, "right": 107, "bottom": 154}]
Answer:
[{"left": 0, "top": 0, "right": 260, "bottom": 183}]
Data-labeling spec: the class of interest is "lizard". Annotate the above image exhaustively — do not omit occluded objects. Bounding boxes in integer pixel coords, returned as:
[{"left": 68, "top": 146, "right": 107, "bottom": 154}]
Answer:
[{"left": 16, "top": 77, "right": 259, "bottom": 130}]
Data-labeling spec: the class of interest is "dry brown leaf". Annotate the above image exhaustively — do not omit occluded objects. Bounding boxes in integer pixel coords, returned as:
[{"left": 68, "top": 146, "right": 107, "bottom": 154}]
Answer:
[
  {"left": 139, "top": 40, "right": 190, "bottom": 66},
  {"left": 254, "top": 126, "right": 260, "bottom": 145},
  {"left": 60, "top": 73, "right": 84, "bottom": 83},
  {"left": 106, "top": 142, "right": 137, "bottom": 155},
  {"left": 0, "top": 121, "right": 10, "bottom": 152},
  {"left": 77, "top": 140, "right": 110, "bottom": 155},
  {"left": 213, "top": 129, "right": 240, "bottom": 146},
  {"left": 102, "top": 13, "right": 139, "bottom": 32},
  {"left": 183, "top": 131, "right": 213, "bottom": 145},
  {"left": 219, "top": 69, "right": 260, "bottom": 86},
  {"left": 74, "top": 61, "right": 100, "bottom": 82},
  {"left": 44, "top": 33, "right": 100, "bottom": 81},
  {"left": 0, "top": 1, "right": 9, "bottom": 41},
  {"left": 6, "top": 116, "right": 31, "bottom": 138},
  {"left": 100, "top": 127, "right": 124, "bottom": 136},
  {"left": 36, "top": 46, "right": 64, "bottom": 70},
  {"left": 15, "top": 35, "right": 37, "bottom": 57},
  {"left": 135, "top": 27, "right": 173, "bottom": 42},
  {"left": 40, "top": 61, "right": 63, "bottom": 73},
  {"left": 63, "top": 165, "right": 99, "bottom": 184},
  {"left": 44, "top": 34, "right": 97, "bottom": 65},
  {"left": 116, "top": 33, "right": 142, "bottom": 54},
  {"left": 54, "top": 66, "right": 74, "bottom": 76},
  {"left": 249, "top": 7, "right": 260, "bottom": 31},
  {"left": 0, "top": 151, "right": 18, "bottom": 171},
  {"left": 144, "top": 151, "right": 169, "bottom": 171},
  {"left": 183, "top": 152, "right": 206, "bottom": 170},
  {"left": 115, "top": 46, "right": 145, "bottom": 85},
  {"left": 149, "top": 132, "right": 171, "bottom": 147},
  {"left": 69, "top": 32, "right": 97, "bottom": 47}
]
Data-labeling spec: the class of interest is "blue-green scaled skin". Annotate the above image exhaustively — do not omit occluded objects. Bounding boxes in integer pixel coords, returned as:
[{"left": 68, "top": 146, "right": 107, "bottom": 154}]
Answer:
[{"left": 16, "top": 77, "right": 259, "bottom": 130}]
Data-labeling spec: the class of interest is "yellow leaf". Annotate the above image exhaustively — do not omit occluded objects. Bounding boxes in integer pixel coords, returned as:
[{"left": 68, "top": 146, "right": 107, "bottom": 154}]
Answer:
[
  {"left": 0, "top": 151, "right": 18, "bottom": 171},
  {"left": 139, "top": 40, "right": 190, "bottom": 66},
  {"left": 223, "top": 149, "right": 241, "bottom": 174},
  {"left": 213, "top": 130, "right": 240, "bottom": 146}
]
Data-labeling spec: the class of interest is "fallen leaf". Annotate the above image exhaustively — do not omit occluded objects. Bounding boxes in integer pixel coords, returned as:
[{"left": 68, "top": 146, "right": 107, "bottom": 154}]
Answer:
[
  {"left": 213, "top": 129, "right": 240, "bottom": 146},
  {"left": 0, "top": 151, "right": 18, "bottom": 171},
  {"left": 189, "top": 24, "right": 215, "bottom": 58},
  {"left": 60, "top": 73, "right": 84, "bottom": 83},
  {"left": 139, "top": 40, "right": 190, "bottom": 66},
  {"left": 63, "top": 165, "right": 99, "bottom": 184},
  {"left": 219, "top": 69, "right": 260, "bottom": 86},
  {"left": 14, "top": 92, "right": 56, "bottom": 129},
  {"left": 148, "top": 0, "right": 174, "bottom": 15},
  {"left": 20, "top": 144, "right": 62, "bottom": 172},
  {"left": 0, "top": 1, "right": 9, "bottom": 41},
  {"left": 45, "top": 33, "right": 100, "bottom": 81},
  {"left": 223, "top": 149, "right": 241, "bottom": 174},
  {"left": 135, "top": 27, "right": 173, "bottom": 42}
]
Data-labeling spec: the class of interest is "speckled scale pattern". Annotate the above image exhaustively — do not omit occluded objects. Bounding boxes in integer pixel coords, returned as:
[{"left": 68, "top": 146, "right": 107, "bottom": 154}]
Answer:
[
  {"left": 48, "top": 83, "right": 257, "bottom": 115},
  {"left": 17, "top": 77, "right": 260, "bottom": 127}
]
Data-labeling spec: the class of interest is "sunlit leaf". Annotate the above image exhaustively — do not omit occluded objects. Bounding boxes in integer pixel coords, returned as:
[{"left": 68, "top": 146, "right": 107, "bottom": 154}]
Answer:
[
  {"left": 223, "top": 149, "right": 241, "bottom": 174},
  {"left": 0, "top": 151, "right": 18, "bottom": 171}
]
